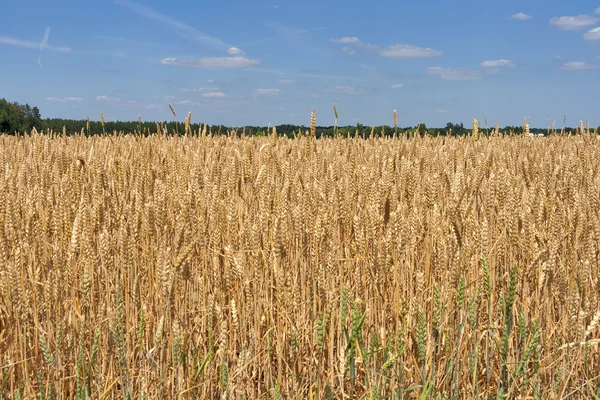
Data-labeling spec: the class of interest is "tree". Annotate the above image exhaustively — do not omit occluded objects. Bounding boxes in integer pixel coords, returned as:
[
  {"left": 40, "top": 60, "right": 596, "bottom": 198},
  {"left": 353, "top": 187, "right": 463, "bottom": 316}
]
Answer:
[
  {"left": 22, "top": 103, "right": 42, "bottom": 132},
  {"left": 0, "top": 98, "right": 43, "bottom": 133},
  {"left": 0, "top": 98, "right": 22, "bottom": 133}
]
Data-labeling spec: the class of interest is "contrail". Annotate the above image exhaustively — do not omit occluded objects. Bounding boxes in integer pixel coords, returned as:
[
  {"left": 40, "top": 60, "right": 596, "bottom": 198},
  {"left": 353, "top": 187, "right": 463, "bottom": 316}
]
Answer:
[
  {"left": 115, "top": 0, "right": 230, "bottom": 49},
  {"left": 38, "top": 26, "right": 50, "bottom": 67}
]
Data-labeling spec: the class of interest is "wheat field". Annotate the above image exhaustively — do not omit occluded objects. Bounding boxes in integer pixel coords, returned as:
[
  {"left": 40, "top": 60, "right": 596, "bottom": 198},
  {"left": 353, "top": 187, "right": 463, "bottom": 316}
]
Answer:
[{"left": 0, "top": 129, "right": 599, "bottom": 399}]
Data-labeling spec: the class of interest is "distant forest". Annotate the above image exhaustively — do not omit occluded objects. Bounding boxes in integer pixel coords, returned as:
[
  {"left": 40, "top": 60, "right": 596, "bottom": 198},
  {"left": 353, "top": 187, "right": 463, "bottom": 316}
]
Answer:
[{"left": 0, "top": 97, "right": 578, "bottom": 137}]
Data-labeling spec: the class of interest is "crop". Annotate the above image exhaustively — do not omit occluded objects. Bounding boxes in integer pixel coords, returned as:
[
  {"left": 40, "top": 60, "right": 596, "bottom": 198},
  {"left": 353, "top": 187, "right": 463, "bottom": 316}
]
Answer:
[{"left": 0, "top": 128, "right": 599, "bottom": 399}]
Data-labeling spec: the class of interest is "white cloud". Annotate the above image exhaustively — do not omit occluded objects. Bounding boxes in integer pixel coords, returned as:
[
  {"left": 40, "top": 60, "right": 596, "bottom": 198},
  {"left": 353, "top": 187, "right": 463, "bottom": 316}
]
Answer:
[
  {"left": 390, "top": 83, "right": 404, "bottom": 89},
  {"left": 560, "top": 61, "right": 598, "bottom": 70},
  {"left": 549, "top": 15, "right": 598, "bottom": 30},
  {"left": 511, "top": 12, "right": 532, "bottom": 20},
  {"left": 227, "top": 46, "right": 244, "bottom": 55},
  {"left": 270, "top": 4, "right": 280, "bottom": 8},
  {"left": 181, "top": 87, "right": 220, "bottom": 92},
  {"left": 481, "top": 59, "right": 516, "bottom": 67},
  {"left": 584, "top": 27, "right": 600, "bottom": 40},
  {"left": 207, "top": 79, "right": 214, "bottom": 83},
  {"left": 278, "top": 79, "right": 295, "bottom": 84},
  {"left": 554, "top": 55, "right": 562, "bottom": 59},
  {"left": 426, "top": 67, "right": 498, "bottom": 80},
  {"left": 330, "top": 36, "right": 360, "bottom": 44},
  {"left": 341, "top": 46, "right": 356, "bottom": 55},
  {"left": 96, "top": 95, "right": 121, "bottom": 102},
  {"left": 254, "top": 88, "right": 282, "bottom": 95},
  {"left": 142, "top": 104, "right": 161, "bottom": 109},
  {"left": 164, "top": 95, "right": 176, "bottom": 101},
  {"left": 437, "top": 109, "right": 449, "bottom": 114},
  {"left": 46, "top": 96, "right": 83, "bottom": 103},
  {"left": 115, "top": 0, "right": 229, "bottom": 48},
  {"left": 202, "top": 91, "right": 226, "bottom": 97},
  {"left": 160, "top": 56, "right": 259, "bottom": 68},
  {"left": 179, "top": 100, "right": 192, "bottom": 104},
  {"left": 330, "top": 36, "right": 441, "bottom": 58},
  {"left": 326, "top": 86, "right": 363, "bottom": 94},
  {"left": 378, "top": 44, "right": 442, "bottom": 58},
  {"left": 595, "top": 7, "right": 600, "bottom": 14}
]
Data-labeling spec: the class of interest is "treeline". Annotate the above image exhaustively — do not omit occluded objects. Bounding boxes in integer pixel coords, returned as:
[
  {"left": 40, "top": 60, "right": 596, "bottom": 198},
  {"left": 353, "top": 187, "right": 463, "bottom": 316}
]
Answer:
[
  {"left": 37, "top": 118, "right": 554, "bottom": 137},
  {"left": 0, "top": 98, "right": 573, "bottom": 137}
]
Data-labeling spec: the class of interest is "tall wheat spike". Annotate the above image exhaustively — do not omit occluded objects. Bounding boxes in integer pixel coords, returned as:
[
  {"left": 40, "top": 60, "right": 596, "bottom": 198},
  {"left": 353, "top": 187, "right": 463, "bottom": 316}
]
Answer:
[{"left": 333, "top": 103, "right": 338, "bottom": 137}]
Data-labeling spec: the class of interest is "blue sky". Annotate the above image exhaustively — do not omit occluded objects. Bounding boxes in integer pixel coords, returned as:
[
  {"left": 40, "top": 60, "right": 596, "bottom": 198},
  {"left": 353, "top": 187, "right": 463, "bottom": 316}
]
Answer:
[{"left": 1, "top": 0, "right": 599, "bottom": 128}]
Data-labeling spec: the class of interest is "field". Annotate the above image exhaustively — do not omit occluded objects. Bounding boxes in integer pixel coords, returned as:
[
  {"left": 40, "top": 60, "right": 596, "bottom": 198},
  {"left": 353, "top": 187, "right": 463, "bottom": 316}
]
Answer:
[{"left": 0, "top": 129, "right": 599, "bottom": 399}]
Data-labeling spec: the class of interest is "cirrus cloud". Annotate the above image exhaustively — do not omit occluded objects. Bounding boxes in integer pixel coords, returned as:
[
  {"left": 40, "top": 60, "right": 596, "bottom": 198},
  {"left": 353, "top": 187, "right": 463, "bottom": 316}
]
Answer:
[
  {"left": 46, "top": 96, "right": 83, "bottom": 103},
  {"left": 330, "top": 36, "right": 442, "bottom": 58},
  {"left": 481, "top": 59, "right": 516, "bottom": 67},
  {"left": 254, "top": 88, "right": 282, "bottom": 95},
  {"left": 96, "top": 95, "right": 120, "bottom": 102},
  {"left": 390, "top": 83, "right": 404, "bottom": 89},
  {"left": 378, "top": 44, "right": 442, "bottom": 58},
  {"left": 160, "top": 56, "right": 259, "bottom": 68},
  {"left": 181, "top": 87, "right": 220, "bottom": 92},
  {"left": 325, "top": 85, "right": 364, "bottom": 95},
  {"left": 141, "top": 104, "right": 161, "bottom": 109},
  {"left": 549, "top": 15, "right": 598, "bottom": 30},
  {"left": 426, "top": 67, "right": 498, "bottom": 80},
  {"left": 330, "top": 36, "right": 360, "bottom": 44},
  {"left": 202, "top": 91, "right": 226, "bottom": 97}
]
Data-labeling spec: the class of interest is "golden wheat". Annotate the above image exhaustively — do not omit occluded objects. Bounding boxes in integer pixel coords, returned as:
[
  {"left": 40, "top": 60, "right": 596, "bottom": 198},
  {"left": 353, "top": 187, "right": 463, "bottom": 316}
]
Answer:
[{"left": 0, "top": 129, "right": 599, "bottom": 398}]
